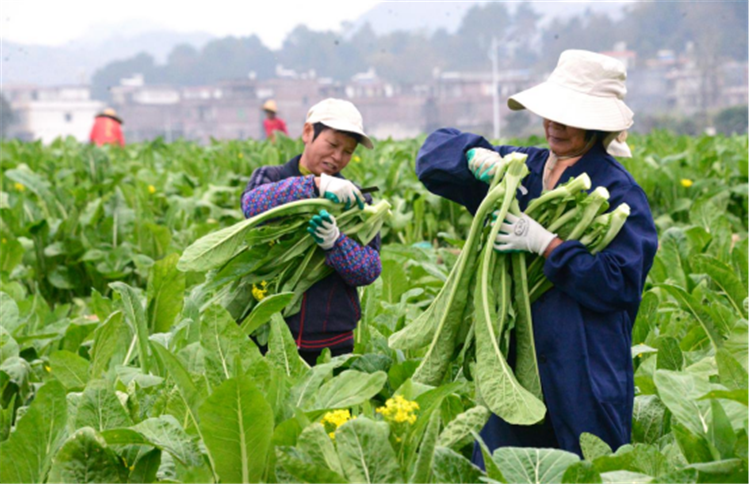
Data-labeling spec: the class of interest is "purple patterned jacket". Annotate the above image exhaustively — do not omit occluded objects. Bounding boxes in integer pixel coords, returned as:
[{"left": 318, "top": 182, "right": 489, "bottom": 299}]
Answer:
[{"left": 241, "top": 155, "right": 381, "bottom": 350}]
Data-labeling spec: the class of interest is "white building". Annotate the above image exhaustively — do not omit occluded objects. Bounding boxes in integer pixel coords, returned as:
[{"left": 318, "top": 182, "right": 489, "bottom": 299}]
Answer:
[{"left": 4, "top": 85, "right": 104, "bottom": 143}]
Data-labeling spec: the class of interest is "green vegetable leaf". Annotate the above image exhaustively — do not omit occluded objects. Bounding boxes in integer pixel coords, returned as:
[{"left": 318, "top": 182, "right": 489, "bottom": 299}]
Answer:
[
  {"left": 307, "top": 370, "right": 387, "bottom": 412},
  {"left": 238, "top": 292, "right": 294, "bottom": 336},
  {"left": 562, "top": 461, "right": 603, "bottom": 484},
  {"left": 47, "top": 427, "right": 128, "bottom": 484},
  {"left": 437, "top": 405, "right": 490, "bottom": 451},
  {"left": 335, "top": 417, "right": 403, "bottom": 484},
  {"left": 198, "top": 375, "right": 274, "bottom": 483},
  {"left": 491, "top": 447, "right": 580, "bottom": 484},
  {"left": 431, "top": 446, "right": 485, "bottom": 484},
  {"left": 0, "top": 381, "right": 68, "bottom": 484},
  {"left": 75, "top": 380, "right": 133, "bottom": 432},
  {"left": 110, "top": 282, "right": 151, "bottom": 373},
  {"left": 147, "top": 253, "right": 185, "bottom": 333},
  {"left": 49, "top": 350, "right": 90, "bottom": 391},
  {"left": 267, "top": 313, "right": 308, "bottom": 379},
  {"left": 580, "top": 432, "right": 613, "bottom": 461}
]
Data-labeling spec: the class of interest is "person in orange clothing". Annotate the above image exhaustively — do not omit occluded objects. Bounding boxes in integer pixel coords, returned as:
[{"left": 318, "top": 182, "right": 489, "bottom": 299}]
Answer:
[
  {"left": 262, "top": 99, "right": 288, "bottom": 142},
  {"left": 90, "top": 108, "right": 125, "bottom": 146}
]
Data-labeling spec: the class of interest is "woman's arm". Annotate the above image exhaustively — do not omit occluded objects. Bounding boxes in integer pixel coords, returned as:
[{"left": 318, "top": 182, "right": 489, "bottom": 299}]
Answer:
[
  {"left": 241, "top": 168, "right": 317, "bottom": 218},
  {"left": 325, "top": 233, "right": 382, "bottom": 287}
]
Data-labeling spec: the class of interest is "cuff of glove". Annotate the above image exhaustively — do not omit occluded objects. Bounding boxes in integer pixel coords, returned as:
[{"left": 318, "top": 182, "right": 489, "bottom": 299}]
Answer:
[
  {"left": 536, "top": 231, "right": 558, "bottom": 256},
  {"left": 322, "top": 233, "right": 346, "bottom": 252}
]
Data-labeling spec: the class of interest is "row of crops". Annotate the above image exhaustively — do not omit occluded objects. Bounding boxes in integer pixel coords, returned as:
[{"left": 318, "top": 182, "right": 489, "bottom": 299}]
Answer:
[{"left": 0, "top": 132, "right": 747, "bottom": 483}]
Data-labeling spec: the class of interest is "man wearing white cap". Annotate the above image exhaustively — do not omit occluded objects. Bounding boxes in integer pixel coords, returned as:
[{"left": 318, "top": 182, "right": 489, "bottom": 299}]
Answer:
[
  {"left": 416, "top": 50, "right": 658, "bottom": 461},
  {"left": 241, "top": 98, "right": 379, "bottom": 365}
]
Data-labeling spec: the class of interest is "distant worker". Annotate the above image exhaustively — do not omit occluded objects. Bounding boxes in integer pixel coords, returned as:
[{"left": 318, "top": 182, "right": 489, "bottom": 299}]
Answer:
[
  {"left": 89, "top": 108, "right": 125, "bottom": 147},
  {"left": 262, "top": 99, "right": 288, "bottom": 142}
]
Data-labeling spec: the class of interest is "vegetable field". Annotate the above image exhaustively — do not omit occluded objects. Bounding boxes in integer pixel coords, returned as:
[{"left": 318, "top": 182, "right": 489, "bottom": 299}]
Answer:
[{"left": 0, "top": 132, "right": 747, "bottom": 483}]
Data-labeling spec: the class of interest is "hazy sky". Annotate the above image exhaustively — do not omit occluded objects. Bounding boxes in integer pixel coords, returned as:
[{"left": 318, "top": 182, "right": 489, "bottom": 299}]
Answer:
[{"left": 1, "top": 0, "right": 381, "bottom": 48}]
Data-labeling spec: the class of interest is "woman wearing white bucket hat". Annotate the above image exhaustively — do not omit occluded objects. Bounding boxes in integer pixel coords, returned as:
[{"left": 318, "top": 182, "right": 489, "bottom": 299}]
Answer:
[{"left": 416, "top": 50, "right": 658, "bottom": 462}]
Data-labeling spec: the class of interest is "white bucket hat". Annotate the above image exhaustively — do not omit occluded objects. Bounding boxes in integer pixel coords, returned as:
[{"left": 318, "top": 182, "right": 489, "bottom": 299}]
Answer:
[
  {"left": 508, "top": 50, "right": 634, "bottom": 157},
  {"left": 306, "top": 98, "right": 374, "bottom": 149}
]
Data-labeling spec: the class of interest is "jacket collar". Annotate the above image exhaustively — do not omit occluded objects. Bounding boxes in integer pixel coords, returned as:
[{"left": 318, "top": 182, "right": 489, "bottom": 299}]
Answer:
[
  {"left": 284, "top": 155, "right": 347, "bottom": 179},
  {"left": 558, "top": 141, "right": 608, "bottom": 187}
]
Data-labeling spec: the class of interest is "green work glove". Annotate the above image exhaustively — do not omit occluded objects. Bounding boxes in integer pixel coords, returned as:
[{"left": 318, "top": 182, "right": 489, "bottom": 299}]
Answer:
[
  {"left": 319, "top": 173, "right": 365, "bottom": 210},
  {"left": 467, "top": 148, "right": 507, "bottom": 184},
  {"left": 307, "top": 209, "right": 340, "bottom": 250}
]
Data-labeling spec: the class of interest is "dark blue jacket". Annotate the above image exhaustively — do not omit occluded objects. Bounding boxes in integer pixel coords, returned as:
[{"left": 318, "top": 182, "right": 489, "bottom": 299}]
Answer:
[
  {"left": 241, "top": 156, "right": 381, "bottom": 350},
  {"left": 416, "top": 128, "right": 658, "bottom": 457}
]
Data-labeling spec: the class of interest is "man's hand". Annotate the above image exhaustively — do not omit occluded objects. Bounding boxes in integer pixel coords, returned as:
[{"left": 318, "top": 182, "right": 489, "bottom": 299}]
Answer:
[
  {"left": 467, "top": 148, "right": 507, "bottom": 183},
  {"left": 494, "top": 213, "right": 557, "bottom": 256},
  {"left": 307, "top": 209, "right": 340, "bottom": 250},
  {"left": 318, "top": 173, "right": 365, "bottom": 210}
]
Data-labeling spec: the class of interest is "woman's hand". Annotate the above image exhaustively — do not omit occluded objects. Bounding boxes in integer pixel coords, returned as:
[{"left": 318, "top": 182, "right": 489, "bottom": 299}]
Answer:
[
  {"left": 467, "top": 148, "right": 507, "bottom": 183},
  {"left": 307, "top": 209, "right": 340, "bottom": 250},
  {"left": 494, "top": 213, "right": 558, "bottom": 257},
  {"left": 318, "top": 174, "right": 365, "bottom": 210}
]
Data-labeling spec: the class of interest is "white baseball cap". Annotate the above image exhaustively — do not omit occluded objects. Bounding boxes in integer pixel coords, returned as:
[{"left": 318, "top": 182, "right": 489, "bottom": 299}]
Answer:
[
  {"left": 306, "top": 98, "right": 373, "bottom": 149},
  {"left": 508, "top": 50, "right": 634, "bottom": 157}
]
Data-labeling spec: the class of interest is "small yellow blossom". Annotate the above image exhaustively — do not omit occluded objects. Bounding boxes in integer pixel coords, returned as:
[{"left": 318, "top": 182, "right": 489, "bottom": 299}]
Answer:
[
  {"left": 14, "top": 182, "right": 25, "bottom": 192},
  {"left": 148, "top": 185, "right": 156, "bottom": 194},
  {"left": 1, "top": 238, "right": 6, "bottom": 244},
  {"left": 44, "top": 364, "right": 51, "bottom": 372},
  {"left": 238, "top": 153, "right": 244, "bottom": 159},
  {"left": 321, "top": 409, "right": 354, "bottom": 439},
  {"left": 352, "top": 155, "right": 361, "bottom": 163},
  {"left": 680, "top": 179, "right": 693, "bottom": 188},
  {"left": 376, "top": 395, "right": 419, "bottom": 425},
  {"left": 252, "top": 281, "right": 268, "bottom": 301}
]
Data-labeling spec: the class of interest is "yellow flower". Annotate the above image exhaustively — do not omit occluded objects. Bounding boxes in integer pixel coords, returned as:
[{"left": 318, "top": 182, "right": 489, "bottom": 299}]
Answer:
[
  {"left": 376, "top": 395, "right": 419, "bottom": 425},
  {"left": 44, "top": 364, "right": 51, "bottom": 372},
  {"left": 1, "top": 238, "right": 6, "bottom": 244},
  {"left": 321, "top": 409, "right": 354, "bottom": 439},
  {"left": 148, "top": 185, "right": 157, "bottom": 194},
  {"left": 352, "top": 155, "right": 361, "bottom": 163},
  {"left": 238, "top": 153, "right": 244, "bottom": 159},
  {"left": 680, "top": 179, "right": 693, "bottom": 188},
  {"left": 14, "top": 182, "right": 25, "bottom": 191},
  {"left": 252, "top": 282, "right": 268, "bottom": 301}
]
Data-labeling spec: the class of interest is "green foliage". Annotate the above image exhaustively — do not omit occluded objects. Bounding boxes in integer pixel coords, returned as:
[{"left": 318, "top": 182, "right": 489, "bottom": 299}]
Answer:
[{"left": 0, "top": 133, "right": 747, "bottom": 483}]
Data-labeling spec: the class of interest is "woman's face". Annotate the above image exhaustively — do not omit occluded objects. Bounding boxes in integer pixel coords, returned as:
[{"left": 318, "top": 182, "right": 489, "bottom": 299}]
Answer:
[{"left": 543, "top": 119, "right": 588, "bottom": 157}]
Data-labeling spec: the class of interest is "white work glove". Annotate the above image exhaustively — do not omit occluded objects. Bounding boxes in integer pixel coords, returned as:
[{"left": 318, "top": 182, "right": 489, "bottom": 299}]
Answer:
[
  {"left": 467, "top": 148, "right": 507, "bottom": 183},
  {"left": 319, "top": 173, "right": 365, "bottom": 210},
  {"left": 307, "top": 209, "right": 340, "bottom": 250},
  {"left": 494, "top": 213, "right": 557, "bottom": 256}
]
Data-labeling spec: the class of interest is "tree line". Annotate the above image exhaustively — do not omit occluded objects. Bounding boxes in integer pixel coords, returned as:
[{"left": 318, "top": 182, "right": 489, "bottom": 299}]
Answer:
[{"left": 91, "top": 1, "right": 748, "bottom": 102}]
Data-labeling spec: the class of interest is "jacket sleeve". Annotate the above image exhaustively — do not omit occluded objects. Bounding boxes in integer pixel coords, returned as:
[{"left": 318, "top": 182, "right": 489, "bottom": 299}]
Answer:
[
  {"left": 241, "top": 167, "right": 317, "bottom": 218},
  {"left": 416, "top": 128, "right": 535, "bottom": 215},
  {"left": 325, "top": 233, "right": 381, "bottom": 287},
  {"left": 116, "top": 125, "right": 125, "bottom": 146},
  {"left": 416, "top": 128, "right": 495, "bottom": 214},
  {"left": 543, "top": 185, "right": 658, "bottom": 314}
]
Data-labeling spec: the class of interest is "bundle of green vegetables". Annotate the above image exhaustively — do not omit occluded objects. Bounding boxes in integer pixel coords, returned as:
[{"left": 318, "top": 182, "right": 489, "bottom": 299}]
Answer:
[
  {"left": 177, "top": 198, "right": 391, "bottom": 329},
  {"left": 388, "top": 153, "right": 630, "bottom": 426}
]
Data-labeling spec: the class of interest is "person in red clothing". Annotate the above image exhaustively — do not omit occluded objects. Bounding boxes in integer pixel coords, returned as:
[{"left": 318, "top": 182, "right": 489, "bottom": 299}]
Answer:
[
  {"left": 262, "top": 99, "right": 288, "bottom": 142},
  {"left": 89, "top": 108, "right": 125, "bottom": 147}
]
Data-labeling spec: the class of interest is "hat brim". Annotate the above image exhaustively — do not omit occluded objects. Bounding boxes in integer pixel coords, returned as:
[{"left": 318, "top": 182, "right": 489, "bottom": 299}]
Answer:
[
  {"left": 98, "top": 113, "right": 123, "bottom": 125},
  {"left": 318, "top": 120, "right": 374, "bottom": 149},
  {"left": 508, "top": 82, "right": 633, "bottom": 132}
]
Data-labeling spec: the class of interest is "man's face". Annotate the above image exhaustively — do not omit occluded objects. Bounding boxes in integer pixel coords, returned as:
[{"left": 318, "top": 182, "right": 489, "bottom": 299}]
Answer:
[{"left": 300, "top": 124, "right": 358, "bottom": 176}]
